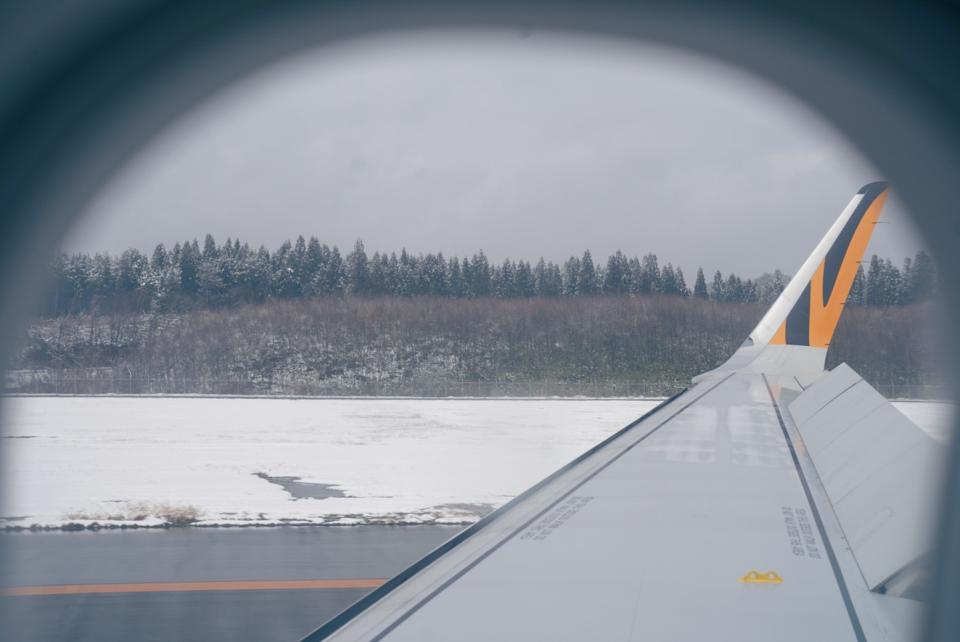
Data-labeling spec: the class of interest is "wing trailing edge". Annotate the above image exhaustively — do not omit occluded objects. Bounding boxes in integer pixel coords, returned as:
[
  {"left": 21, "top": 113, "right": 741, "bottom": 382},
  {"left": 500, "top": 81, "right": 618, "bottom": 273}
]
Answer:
[{"left": 785, "top": 363, "right": 944, "bottom": 596}]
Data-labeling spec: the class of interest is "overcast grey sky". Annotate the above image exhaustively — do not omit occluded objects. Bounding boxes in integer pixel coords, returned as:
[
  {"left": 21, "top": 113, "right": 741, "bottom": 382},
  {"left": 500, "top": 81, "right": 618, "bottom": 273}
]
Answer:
[{"left": 66, "top": 29, "right": 926, "bottom": 277}]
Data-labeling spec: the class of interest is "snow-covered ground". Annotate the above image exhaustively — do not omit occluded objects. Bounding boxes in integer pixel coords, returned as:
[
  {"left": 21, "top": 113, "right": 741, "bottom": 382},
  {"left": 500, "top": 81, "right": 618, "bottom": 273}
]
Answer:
[{"left": 0, "top": 397, "right": 954, "bottom": 529}]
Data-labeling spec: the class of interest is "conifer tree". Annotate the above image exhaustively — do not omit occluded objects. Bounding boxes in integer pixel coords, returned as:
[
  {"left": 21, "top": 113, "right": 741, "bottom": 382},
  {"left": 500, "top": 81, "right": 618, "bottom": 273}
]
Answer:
[
  {"left": 602, "top": 251, "right": 627, "bottom": 294},
  {"left": 516, "top": 260, "right": 535, "bottom": 297},
  {"left": 150, "top": 244, "right": 168, "bottom": 273},
  {"left": 578, "top": 251, "right": 598, "bottom": 295},
  {"left": 272, "top": 240, "right": 300, "bottom": 298},
  {"left": 884, "top": 258, "right": 903, "bottom": 305},
  {"left": 534, "top": 258, "right": 548, "bottom": 296},
  {"left": 250, "top": 246, "right": 272, "bottom": 302},
  {"left": 638, "top": 254, "right": 660, "bottom": 294},
  {"left": 38, "top": 232, "right": 934, "bottom": 313},
  {"left": 908, "top": 250, "right": 936, "bottom": 303},
  {"left": 367, "top": 252, "right": 387, "bottom": 295},
  {"left": 675, "top": 266, "right": 689, "bottom": 297},
  {"left": 304, "top": 237, "right": 324, "bottom": 293},
  {"left": 346, "top": 240, "right": 369, "bottom": 295},
  {"left": 562, "top": 256, "right": 580, "bottom": 296},
  {"left": 327, "top": 246, "right": 346, "bottom": 295},
  {"left": 725, "top": 273, "right": 743, "bottom": 302},
  {"left": 770, "top": 270, "right": 787, "bottom": 301},
  {"left": 447, "top": 256, "right": 464, "bottom": 297},
  {"left": 385, "top": 253, "right": 401, "bottom": 295},
  {"left": 660, "top": 264, "right": 678, "bottom": 295},
  {"left": 179, "top": 241, "right": 200, "bottom": 295},
  {"left": 865, "top": 255, "right": 882, "bottom": 305},
  {"left": 469, "top": 251, "right": 491, "bottom": 297},
  {"left": 709, "top": 270, "right": 724, "bottom": 302},
  {"left": 421, "top": 253, "right": 448, "bottom": 296},
  {"left": 693, "top": 267, "right": 708, "bottom": 299},
  {"left": 849, "top": 265, "right": 866, "bottom": 305},
  {"left": 202, "top": 234, "right": 218, "bottom": 262}
]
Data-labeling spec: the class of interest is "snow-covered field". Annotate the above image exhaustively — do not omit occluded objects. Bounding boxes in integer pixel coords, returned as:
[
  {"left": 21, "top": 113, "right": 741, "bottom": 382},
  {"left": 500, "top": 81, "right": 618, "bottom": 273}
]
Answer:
[{"left": 0, "top": 397, "right": 954, "bottom": 529}]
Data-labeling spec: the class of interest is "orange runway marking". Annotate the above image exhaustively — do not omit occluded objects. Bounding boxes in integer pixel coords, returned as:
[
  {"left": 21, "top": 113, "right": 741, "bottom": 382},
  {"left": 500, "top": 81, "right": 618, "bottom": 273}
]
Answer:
[{"left": 1, "top": 578, "right": 387, "bottom": 597}]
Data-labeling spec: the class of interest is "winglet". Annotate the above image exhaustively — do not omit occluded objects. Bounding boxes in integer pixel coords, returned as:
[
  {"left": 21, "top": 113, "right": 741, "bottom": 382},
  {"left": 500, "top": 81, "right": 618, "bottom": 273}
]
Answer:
[
  {"left": 695, "top": 182, "right": 890, "bottom": 381},
  {"left": 752, "top": 181, "right": 889, "bottom": 349}
]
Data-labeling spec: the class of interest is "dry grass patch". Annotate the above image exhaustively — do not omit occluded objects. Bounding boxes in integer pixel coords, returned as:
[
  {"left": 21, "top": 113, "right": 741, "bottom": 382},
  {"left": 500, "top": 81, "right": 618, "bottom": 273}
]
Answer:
[{"left": 64, "top": 502, "right": 203, "bottom": 526}]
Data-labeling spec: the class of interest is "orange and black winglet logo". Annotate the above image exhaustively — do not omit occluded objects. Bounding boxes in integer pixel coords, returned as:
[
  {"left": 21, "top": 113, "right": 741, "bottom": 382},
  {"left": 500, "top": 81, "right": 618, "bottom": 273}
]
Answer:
[{"left": 770, "top": 182, "right": 889, "bottom": 348}]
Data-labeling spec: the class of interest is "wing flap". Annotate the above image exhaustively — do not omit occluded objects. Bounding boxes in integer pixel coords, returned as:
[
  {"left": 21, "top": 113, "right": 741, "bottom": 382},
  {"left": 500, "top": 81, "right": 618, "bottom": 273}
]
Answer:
[
  {"left": 787, "top": 364, "right": 945, "bottom": 590},
  {"left": 788, "top": 364, "right": 862, "bottom": 426}
]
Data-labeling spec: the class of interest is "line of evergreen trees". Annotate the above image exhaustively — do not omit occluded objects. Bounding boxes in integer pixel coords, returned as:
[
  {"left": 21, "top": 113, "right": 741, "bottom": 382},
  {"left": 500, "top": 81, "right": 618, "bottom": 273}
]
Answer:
[{"left": 41, "top": 235, "right": 938, "bottom": 316}]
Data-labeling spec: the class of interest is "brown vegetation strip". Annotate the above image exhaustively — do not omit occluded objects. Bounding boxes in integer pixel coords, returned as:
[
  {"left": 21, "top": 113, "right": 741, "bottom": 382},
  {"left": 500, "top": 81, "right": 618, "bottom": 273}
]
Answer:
[
  {"left": 1, "top": 578, "right": 386, "bottom": 597},
  {"left": 17, "top": 297, "right": 939, "bottom": 398}
]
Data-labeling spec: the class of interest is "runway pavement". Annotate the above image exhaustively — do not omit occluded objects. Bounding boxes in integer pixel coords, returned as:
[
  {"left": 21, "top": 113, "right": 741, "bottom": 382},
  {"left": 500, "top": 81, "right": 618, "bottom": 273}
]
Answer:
[{"left": 0, "top": 526, "right": 460, "bottom": 642}]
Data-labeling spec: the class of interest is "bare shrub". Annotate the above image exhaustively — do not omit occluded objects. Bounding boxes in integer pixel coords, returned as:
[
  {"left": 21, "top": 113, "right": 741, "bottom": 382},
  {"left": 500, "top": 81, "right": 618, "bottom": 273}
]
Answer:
[{"left": 156, "top": 504, "right": 202, "bottom": 527}]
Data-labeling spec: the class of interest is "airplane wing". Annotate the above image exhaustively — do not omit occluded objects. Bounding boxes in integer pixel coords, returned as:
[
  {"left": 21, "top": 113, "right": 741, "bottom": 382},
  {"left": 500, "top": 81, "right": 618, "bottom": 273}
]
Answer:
[{"left": 304, "top": 182, "right": 944, "bottom": 642}]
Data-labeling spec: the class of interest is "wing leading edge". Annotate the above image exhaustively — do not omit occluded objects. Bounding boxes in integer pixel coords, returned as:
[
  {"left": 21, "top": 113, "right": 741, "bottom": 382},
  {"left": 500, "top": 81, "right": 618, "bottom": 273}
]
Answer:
[{"left": 304, "top": 184, "right": 942, "bottom": 642}]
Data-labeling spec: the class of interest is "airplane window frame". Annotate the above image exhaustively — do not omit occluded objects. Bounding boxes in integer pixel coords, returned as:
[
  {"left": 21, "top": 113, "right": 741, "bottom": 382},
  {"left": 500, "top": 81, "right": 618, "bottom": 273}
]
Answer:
[{"left": 0, "top": 2, "right": 958, "bottom": 641}]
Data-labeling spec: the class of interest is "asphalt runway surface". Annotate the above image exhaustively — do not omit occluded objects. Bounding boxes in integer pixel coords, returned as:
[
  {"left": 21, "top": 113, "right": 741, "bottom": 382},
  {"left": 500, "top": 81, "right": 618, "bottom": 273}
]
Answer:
[{"left": 0, "top": 525, "right": 461, "bottom": 642}]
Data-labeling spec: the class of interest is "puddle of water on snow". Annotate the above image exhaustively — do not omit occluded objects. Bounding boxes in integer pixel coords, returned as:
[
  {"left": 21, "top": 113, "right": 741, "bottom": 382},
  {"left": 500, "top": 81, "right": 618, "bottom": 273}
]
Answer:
[{"left": 253, "top": 473, "right": 352, "bottom": 500}]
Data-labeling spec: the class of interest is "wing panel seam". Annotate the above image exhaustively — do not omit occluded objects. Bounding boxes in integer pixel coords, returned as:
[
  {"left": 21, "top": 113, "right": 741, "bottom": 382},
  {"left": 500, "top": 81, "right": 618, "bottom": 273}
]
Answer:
[{"left": 763, "top": 374, "right": 867, "bottom": 642}]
